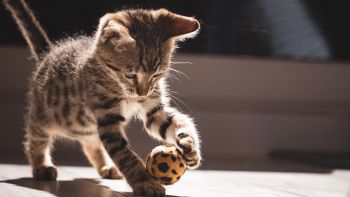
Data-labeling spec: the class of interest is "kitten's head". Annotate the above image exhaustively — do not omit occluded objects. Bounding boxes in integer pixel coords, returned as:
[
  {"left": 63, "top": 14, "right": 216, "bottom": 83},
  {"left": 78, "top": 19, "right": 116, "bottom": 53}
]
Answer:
[{"left": 93, "top": 9, "right": 199, "bottom": 98}]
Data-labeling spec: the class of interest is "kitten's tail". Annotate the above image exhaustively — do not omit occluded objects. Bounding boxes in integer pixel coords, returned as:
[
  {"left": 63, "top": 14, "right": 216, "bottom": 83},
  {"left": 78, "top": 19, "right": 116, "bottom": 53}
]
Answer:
[{"left": 3, "top": 0, "right": 52, "bottom": 62}]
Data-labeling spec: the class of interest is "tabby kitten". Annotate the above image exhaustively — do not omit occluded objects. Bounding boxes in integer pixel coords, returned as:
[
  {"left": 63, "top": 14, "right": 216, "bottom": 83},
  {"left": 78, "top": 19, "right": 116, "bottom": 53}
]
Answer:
[{"left": 4, "top": 0, "right": 201, "bottom": 196}]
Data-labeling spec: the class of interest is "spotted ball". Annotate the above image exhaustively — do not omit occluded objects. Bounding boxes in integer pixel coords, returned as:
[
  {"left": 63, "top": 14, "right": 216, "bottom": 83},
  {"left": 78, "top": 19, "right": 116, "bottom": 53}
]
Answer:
[{"left": 146, "top": 145, "right": 187, "bottom": 185}]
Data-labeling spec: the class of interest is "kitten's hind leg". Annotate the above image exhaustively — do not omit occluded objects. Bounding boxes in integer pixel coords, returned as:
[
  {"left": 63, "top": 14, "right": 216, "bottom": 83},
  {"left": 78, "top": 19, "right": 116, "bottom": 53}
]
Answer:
[
  {"left": 24, "top": 126, "right": 57, "bottom": 180},
  {"left": 81, "top": 138, "right": 122, "bottom": 179}
]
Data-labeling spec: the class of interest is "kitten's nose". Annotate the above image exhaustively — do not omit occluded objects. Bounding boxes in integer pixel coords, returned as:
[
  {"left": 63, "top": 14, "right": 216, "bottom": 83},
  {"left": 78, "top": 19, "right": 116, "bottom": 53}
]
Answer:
[{"left": 136, "top": 83, "right": 150, "bottom": 96}]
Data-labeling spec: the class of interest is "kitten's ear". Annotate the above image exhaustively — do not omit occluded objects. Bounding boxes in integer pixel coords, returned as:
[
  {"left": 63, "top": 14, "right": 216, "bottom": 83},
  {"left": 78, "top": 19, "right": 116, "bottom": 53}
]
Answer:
[
  {"left": 98, "top": 16, "right": 136, "bottom": 52},
  {"left": 156, "top": 9, "right": 200, "bottom": 40}
]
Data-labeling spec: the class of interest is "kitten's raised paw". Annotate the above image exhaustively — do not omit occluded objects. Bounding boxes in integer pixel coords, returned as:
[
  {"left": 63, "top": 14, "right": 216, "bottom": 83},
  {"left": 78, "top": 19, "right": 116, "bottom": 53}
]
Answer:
[
  {"left": 33, "top": 166, "right": 57, "bottom": 180},
  {"left": 99, "top": 166, "right": 122, "bottom": 179},
  {"left": 176, "top": 132, "right": 202, "bottom": 169},
  {"left": 132, "top": 178, "right": 165, "bottom": 197}
]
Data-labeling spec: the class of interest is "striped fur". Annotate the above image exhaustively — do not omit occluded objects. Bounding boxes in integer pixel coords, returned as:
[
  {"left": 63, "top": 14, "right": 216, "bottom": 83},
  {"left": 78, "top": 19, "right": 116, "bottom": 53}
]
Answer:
[{"left": 6, "top": 3, "right": 201, "bottom": 196}]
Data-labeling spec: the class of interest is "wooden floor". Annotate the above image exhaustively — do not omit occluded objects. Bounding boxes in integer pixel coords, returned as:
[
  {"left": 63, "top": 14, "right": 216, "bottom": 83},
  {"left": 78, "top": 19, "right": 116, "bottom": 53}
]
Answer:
[{"left": 0, "top": 164, "right": 350, "bottom": 197}]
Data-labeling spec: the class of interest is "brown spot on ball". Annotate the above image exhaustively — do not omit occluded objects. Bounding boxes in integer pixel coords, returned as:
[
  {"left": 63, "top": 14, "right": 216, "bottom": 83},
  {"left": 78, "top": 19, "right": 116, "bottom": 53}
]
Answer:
[
  {"left": 177, "top": 155, "right": 181, "bottom": 161},
  {"left": 176, "top": 176, "right": 180, "bottom": 180},
  {"left": 171, "top": 169, "right": 178, "bottom": 175},
  {"left": 161, "top": 153, "right": 170, "bottom": 157},
  {"left": 158, "top": 162, "right": 170, "bottom": 173},
  {"left": 152, "top": 155, "right": 158, "bottom": 165},
  {"left": 171, "top": 155, "right": 177, "bottom": 162},
  {"left": 179, "top": 162, "right": 184, "bottom": 168}
]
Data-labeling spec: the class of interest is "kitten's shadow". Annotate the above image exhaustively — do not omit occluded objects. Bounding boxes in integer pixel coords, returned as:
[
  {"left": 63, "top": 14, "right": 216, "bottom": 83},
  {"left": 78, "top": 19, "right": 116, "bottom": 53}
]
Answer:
[{"left": 1, "top": 178, "right": 183, "bottom": 197}]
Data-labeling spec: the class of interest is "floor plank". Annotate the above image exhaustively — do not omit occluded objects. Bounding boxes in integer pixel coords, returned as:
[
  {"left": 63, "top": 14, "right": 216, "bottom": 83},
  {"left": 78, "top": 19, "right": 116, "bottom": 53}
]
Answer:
[{"left": 0, "top": 164, "right": 349, "bottom": 197}]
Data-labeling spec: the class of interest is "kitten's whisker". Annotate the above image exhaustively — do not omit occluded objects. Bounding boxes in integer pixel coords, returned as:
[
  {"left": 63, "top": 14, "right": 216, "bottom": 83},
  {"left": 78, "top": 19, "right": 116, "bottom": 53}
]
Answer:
[
  {"left": 170, "top": 61, "right": 193, "bottom": 65},
  {"left": 167, "top": 92, "right": 192, "bottom": 111},
  {"left": 167, "top": 73, "right": 180, "bottom": 82},
  {"left": 168, "top": 90, "right": 190, "bottom": 110},
  {"left": 169, "top": 68, "right": 190, "bottom": 80},
  {"left": 169, "top": 90, "right": 179, "bottom": 95},
  {"left": 167, "top": 93, "right": 181, "bottom": 109}
]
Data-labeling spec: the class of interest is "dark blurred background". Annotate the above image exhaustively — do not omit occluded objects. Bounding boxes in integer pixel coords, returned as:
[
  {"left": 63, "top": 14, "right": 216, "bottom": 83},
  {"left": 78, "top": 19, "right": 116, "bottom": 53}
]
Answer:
[
  {"left": 1, "top": 0, "right": 350, "bottom": 172},
  {"left": 2, "top": 0, "right": 350, "bottom": 60}
]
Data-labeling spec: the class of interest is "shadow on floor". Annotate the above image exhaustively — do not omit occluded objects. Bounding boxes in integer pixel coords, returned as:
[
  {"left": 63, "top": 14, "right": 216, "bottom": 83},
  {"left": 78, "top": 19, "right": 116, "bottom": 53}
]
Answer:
[{"left": 1, "top": 178, "right": 182, "bottom": 197}]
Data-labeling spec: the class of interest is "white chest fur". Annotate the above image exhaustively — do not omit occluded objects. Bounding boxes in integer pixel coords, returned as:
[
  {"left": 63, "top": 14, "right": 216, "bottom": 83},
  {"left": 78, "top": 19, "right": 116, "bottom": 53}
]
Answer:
[{"left": 121, "top": 100, "right": 142, "bottom": 120}]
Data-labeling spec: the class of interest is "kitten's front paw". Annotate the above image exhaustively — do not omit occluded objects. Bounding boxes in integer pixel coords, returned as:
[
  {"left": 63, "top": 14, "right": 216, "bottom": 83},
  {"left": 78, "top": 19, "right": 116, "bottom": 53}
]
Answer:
[
  {"left": 176, "top": 132, "right": 202, "bottom": 169},
  {"left": 99, "top": 165, "right": 122, "bottom": 179},
  {"left": 132, "top": 178, "right": 165, "bottom": 197},
  {"left": 33, "top": 166, "right": 57, "bottom": 180}
]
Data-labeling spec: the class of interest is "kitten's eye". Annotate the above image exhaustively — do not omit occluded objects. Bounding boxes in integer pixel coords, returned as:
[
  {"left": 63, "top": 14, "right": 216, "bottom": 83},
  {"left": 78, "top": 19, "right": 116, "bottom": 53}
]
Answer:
[
  {"left": 151, "top": 73, "right": 163, "bottom": 80},
  {"left": 124, "top": 72, "right": 136, "bottom": 79}
]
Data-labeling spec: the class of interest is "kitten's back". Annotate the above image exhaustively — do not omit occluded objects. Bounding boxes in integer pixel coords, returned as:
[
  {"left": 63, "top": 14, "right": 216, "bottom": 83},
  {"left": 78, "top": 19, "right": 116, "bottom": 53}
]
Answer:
[{"left": 33, "top": 36, "right": 93, "bottom": 88}]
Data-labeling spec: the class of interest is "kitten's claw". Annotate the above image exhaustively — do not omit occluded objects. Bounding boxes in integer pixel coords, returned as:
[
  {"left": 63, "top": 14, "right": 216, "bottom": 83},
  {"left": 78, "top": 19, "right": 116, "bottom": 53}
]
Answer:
[
  {"left": 176, "top": 132, "right": 201, "bottom": 169},
  {"left": 33, "top": 166, "right": 58, "bottom": 180},
  {"left": 132, "top": 178, "right": 165, "bottom": 197}
]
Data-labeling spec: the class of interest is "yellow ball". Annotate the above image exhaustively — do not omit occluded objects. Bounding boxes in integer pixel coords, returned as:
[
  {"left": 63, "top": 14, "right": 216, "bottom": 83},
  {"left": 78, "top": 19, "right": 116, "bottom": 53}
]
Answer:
[{"left": 146, "top": 145, "right": 186, "bottom": 185}]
